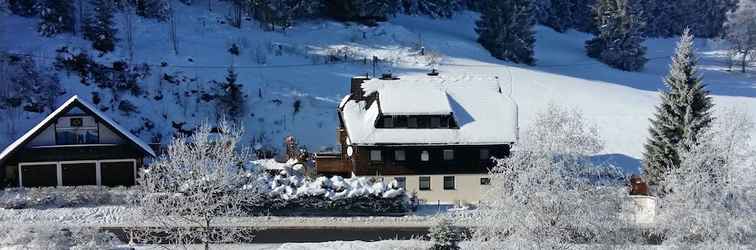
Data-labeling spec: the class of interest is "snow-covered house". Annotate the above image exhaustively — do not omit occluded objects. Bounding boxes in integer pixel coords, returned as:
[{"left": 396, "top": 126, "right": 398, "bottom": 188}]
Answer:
[
  {"left": 0, "top": 96, "right": 156, "bottom": 188},
  {"left": 316, "top": 74, "right": 518, "bottom": 204}
]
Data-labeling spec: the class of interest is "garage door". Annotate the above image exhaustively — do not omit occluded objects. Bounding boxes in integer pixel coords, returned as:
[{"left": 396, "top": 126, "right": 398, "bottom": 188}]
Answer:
[
  {"left": 101, "top": 161, "right": 136, "bottom": 187},
  {"left": 61, "top": 163, "right": 97, "bottom": 186},
  {"left": 20, "top": 164, "right": 58, "bottom": 187}
]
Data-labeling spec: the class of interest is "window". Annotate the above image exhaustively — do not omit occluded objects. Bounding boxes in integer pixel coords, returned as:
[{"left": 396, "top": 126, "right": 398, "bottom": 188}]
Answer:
[
  {"left": 370, "top": 150, "right": 382, "bottom": 161},
  {"left": 417, "top": 116, "right": 430, "bottom": 128},
  {"left": 394, "top": 177, "right": 406, "bottom": 189},
  {"left": 443, "top": 176, "right": 455, "bottom": 190},
  {"left": 56, "top": 116, "right": 98, "bottom": 145},
  {"left": 419, "top": 176, "right": 431, "bottom": 190},
  {"left": 421, "top": 150, "right": 430, "bottom": 161},
  {"left": 408, "top": 117, "right": 418, "bottom": 128},
  {"left": 480, "top": 149, "right": 490, "bottom": 160},
  {"left": 394, "top": 150, "right": 406, "bottom": 161},
  {"left": 383, "top": 116, "right": 394, "bottom": 128},
  {"left": 443, "top": 149, "right": 454, "bottom": 160},
  {"left": 480, "top": 177, "right": 491, "bottom": 185},
  {"left": 430, "top": 116, "right": 441, "bottom": 128}
]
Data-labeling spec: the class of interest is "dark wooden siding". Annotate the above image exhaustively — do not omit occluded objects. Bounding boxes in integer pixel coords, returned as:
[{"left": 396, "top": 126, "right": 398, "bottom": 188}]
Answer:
[
  {"left": 8, "top": 144, "right": 144, "bottom": 163},
  {"left": 351, "top": 144, "right": 510, "bottom": 176}
]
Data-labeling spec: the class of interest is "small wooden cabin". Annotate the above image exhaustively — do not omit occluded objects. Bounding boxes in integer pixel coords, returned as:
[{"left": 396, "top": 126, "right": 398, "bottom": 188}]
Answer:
[{"left": 0, "top": 96, "right": 156, "bottom": 188}]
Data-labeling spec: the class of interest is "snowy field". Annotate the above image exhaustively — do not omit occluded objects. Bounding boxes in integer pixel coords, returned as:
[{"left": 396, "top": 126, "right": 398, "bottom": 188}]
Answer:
[{"left": 2, "top": 2, "right": 755, "bottom": 175}]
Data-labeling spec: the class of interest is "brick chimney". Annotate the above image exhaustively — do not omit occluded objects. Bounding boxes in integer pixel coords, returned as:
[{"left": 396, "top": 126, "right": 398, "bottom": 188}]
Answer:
[{"left": 350, "top": 75, "right": 370, "bottom": 101}]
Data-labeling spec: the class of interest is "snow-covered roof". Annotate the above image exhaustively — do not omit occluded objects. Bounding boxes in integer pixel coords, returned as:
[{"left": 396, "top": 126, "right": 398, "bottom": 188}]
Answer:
[
  {"left": 341, "top": 74, "right": 518, "bottom": 145},
  {"left": 0, "top": 96, "right": 156, "bottom": 163},
  {"left": 363, "top": 80, "right": 452, "bottom": 115}
]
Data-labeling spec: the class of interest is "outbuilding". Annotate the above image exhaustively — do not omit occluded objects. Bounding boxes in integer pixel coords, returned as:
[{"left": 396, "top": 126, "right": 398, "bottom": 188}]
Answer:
[{"left": 0, "top": 95, "right": 156, "bottom": 188}]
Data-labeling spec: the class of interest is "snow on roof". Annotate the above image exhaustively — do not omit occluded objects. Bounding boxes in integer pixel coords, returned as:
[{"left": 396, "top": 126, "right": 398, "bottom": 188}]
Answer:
[
  {"left": 362, "top": 79, "right": 452, "bottom": 115},
  {"left": 0, "top": 96, "right": 156, "bottom": 163},
  {"left": 342, "top": 74, "right": 518, "bottom": 145}
]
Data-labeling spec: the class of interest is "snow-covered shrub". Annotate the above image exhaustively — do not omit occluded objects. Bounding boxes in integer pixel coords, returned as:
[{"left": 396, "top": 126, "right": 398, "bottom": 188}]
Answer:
[
  {"left": 469, "top": 104, "right": 632, "bottom": 248},
  {"left": 428, "top": 218, "right": 462, "bottom": 250},
  {"left": 0, "top": 186, "right": 136, "bottom": 209},
  {"left": 0, "top": 227, "right": 121, "bottom": 250},
  {"left": 657, "top": 108, "right": 756, "bottom": 248},
  {"left": 136, "top": 121, "right": 266, "bottom": 249},
  {"left": 246, "top": 159, "right": 411, "bottom": 215}
]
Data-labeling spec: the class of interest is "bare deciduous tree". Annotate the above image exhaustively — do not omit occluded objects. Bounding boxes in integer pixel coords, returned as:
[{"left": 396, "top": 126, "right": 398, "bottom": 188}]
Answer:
[
  {"left": 133, "top": 121, "right": 266, "bottom": 250},
  {"left": 725, "top": 0, "right": 756, "bottom": 73}
]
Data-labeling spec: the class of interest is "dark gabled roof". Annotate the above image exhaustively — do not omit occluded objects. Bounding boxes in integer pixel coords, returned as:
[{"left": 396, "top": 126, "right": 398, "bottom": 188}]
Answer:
[{"left": 0, "top": 96, "right": 156, "bottom": 165}]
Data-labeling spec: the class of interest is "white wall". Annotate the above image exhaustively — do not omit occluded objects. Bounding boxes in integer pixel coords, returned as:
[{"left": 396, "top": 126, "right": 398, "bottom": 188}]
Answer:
[{"left": 379, "top": 174, "right": 490, "bottom": 205}]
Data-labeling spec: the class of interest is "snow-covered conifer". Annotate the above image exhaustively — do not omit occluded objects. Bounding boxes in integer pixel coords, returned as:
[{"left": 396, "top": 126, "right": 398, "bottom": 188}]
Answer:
[
  {"left": 134, "top": 0, "right": 170, "bottom": 21},
  {"left": 38, "top": 0, "right": 75, "bottom": 36},
  {"left": 585, "top": 0, "right": 647, "bottom": 71},
  {"left": 469, "top": 104, "right": 629, "bottom": 248},
  {"left": 658, "top": 108, "right": 756, "bottom": 247},
  {"left": 642, "top": 28, "right": 713, "bottom": 185},
  {"left": 725, "top": 0, "right": 756, "bottom": 73},
  {"left": 136, "top": 121, "right": 265, "bottom": 250},
  {"left": 8, "top": 0, "right": 38, "bottom": 17},
  {"left": 215, "top": 66, "right": 246, "bottom": 122},
  {"left": 402, "top": 0, "right": 460, "bottom": 19},
  {"left": 475, "top": 0, "right": 536, "bottom": 65},
  {"left": 83, "top": 0, "right": 118, "bottom": 53}
]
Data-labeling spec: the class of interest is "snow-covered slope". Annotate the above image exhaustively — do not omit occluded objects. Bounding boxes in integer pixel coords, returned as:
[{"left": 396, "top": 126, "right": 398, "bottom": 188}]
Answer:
[{"left": 1, "top": 3, "right": 755, "bottom": 174}]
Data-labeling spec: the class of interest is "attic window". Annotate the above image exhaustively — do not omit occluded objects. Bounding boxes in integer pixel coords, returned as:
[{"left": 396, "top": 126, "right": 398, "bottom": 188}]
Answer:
[
  {"left": 383, "top": 116, "right": 394, "bottom": 128},
  {"left": 421, "top": 150, "right": 430, "bottom": 162},
  {"left": 56, "top": 116, "right": 98, "bottom": 145},
  {"left": 408, "top": 117, "right": 418, "bottom": 128}
]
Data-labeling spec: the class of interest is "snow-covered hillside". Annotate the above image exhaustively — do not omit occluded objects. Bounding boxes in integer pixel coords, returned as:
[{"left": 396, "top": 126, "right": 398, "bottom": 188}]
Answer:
[{"left": 1, "top": 2, "right": 754, "bottom": 174}]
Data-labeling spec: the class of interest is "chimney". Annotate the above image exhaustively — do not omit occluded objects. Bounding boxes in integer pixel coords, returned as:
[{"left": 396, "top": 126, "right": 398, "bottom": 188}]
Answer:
[{"left": 350, "top": 75, "right": 370, "bottom": 101}]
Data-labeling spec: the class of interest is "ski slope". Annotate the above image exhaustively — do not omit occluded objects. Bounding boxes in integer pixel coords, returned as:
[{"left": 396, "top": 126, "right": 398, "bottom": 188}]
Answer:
[{"left": 1, "top": 2, "right": 755, "bottom": 174}]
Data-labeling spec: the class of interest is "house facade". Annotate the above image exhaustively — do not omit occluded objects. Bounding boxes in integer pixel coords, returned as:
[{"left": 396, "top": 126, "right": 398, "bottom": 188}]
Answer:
[
  {"left": 0, "top": 96, "right": 156, "bottom": 188},
  {"left": 316, "top": 74, "right": 518, "bottom": 204}
]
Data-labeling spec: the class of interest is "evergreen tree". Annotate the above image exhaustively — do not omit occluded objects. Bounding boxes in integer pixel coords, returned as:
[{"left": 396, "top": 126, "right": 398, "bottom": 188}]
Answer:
[
  {"left": 402, "top": 0, "right": 460, "bottom": 18},
  {"left": 570, "top": 0, "right": 596, "bottom": 33},
  {"left": 8, "top": 0, "right": 38, "bottom": 17},
  {"left": 134, "top": 0, "right": 170, "bottom": 21},
  {"left": 84, "top": 0, "right": 118, "bottom": 53},
  {"left": 38, "top": 0, "right": 75, "bottom": 36},
  {"left": 216, "top": 66, "right": 245, "bottom": 121},
  {"left": 475, "top": 0, "right": 536, "bottom": 65},
  {"left": 642, "top": 29, "right": 714, "bottom": 185},
  {"left": 326, "top": 0, "right": 400, "bottom": 22},
  {"left": 585, "top": 0, "right": 646, "bottom": 71},
  {"left": 534, "top": 0, "right": 575, "bottom": 33}
]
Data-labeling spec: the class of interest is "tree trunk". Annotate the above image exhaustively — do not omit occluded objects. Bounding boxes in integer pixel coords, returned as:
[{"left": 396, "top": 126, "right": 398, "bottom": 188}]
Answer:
[{"left": 743, "top": 51, "right": 748, "bottom": 73}]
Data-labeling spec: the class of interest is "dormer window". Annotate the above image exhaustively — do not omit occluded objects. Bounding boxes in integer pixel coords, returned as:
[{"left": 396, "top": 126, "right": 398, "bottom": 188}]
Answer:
[
  {"left": 383, "top": 116, "right": 394, "bottom": 128},
  {"left": 56, "top": 116, "right": 98, "bottom": 145}
]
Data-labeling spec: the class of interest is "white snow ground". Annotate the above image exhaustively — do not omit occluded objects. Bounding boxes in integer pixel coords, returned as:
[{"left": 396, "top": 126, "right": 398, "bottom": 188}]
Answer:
[{"left": 1, "top": 2, "right": 755, "bottom": 175}]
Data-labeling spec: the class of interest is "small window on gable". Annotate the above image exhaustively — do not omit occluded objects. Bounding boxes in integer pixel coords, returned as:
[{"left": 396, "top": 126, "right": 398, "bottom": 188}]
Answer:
[
  {"left": 430, "top": 116, "right": 441, "bottom": 128},
  {"left": 421, "top": 150, "right": 430, "bottom": 162},
  {"left": 370, "top": 150, "right": 382, "bottom": 161},
  {"left": 408, "top": 117, "right": 418, "bottom": 128},
  {"left": 480, "top": 149, "right": 490, "bottom": 160},
  {"left": 443, "top": 149, "right": 454, "bottom": 160},
  {"left": 394, "top": 150, "right": 406, "bottom": 161},
  {"left": 383, "top": 116, "right": 394, "bottom": 128}
]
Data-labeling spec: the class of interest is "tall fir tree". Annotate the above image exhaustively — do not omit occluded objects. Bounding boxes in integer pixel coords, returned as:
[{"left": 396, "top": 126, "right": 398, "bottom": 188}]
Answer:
[
  {"left": 8, "top": 0, "right": 38, "bottom": 17},
  {"left": 585, "top": 0, "right": 647, "bottom": 71},
  {"left": 326, "top": 0, "right": 400, "bottom": 22},
  {"left": 642, "top": 28, "right": 714, "bottom": 185},
  {"left": 475, "top": 0, "right": 536, "bottom": 65},
  {"left": 38, "top": 0, "right": 75, "bottom": 36},
  {"left": 216, "top": 66, "right": 245, "bottom": 122},
  {"left": 84, "top": 0, "right": 118, "bottom": 53}
]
